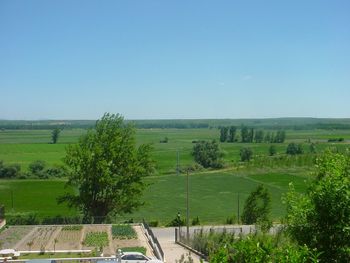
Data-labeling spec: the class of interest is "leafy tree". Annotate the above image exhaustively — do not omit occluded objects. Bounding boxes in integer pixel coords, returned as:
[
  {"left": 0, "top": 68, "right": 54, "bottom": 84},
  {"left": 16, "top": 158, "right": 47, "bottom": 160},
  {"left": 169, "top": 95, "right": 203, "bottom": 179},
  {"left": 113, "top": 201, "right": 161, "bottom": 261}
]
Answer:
[
  {"left": 268, "top": 145, "right": 277, "bottom": 156},
  {"left": 241, "top": 185, "right": 271, "bottom": 230},
  {"left": 240, "top": 147, "right": 253, "bottom": 162},
  {"left": 192, "top": 140, "right": 224, "bottom": 168},
  {"left": 254, "top": 130, "right": 264, "bottom": 143},
  {"left": 58, "top": 113, "right": 154, "bottom": 223},
  {"left": 51, "top": 128, "right": 61, "bottom": 144},
  {"left": 284, "top": 151, "right": 350, "bottom": 262},
  {"left": 241, "top": 126, "right": 249, "bottom": 143},
  {"left": 0, "top": 161, "right": 21, "bottom": 178},
  {"left": 264, "top": 132, "right": 271, "bottom": 143},
  {"left": 219, "top": 127, "right": 228, "bottom": 142},
  {"left": 228, "top": 126, "right": 237, "bottom": 142},
  {"left": 275, "top": 130, "right": 286, "bottom": 143},
  {"left": 248, "top": 128, "right": 254, "bottom": 143},
  {"left": 286, "top": 143, "right": 303, "bottom": 155},
  {"left": 28, "top": 160, "right": 46, "bottom": 177},
  {"left": 309, "top": 143, "right": 317, "bottom": 153}
]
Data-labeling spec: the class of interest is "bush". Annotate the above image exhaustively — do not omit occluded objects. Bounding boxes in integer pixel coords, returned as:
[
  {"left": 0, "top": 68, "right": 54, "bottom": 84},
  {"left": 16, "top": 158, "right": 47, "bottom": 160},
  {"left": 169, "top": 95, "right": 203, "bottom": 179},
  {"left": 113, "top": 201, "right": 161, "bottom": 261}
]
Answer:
[
  {"left": 0, "top": 161, "right": 21, "bottom": 178},
  {"left": 240, "top": 147, "right": 253, "bottom": 162},
  {"left": 191, "top": 216, "right": 200, "bottom": 226},
  {"left": 7, "top": 213, "right": 40, "bottom": 225},
  {"left": 28, "top": 160, "right": 46, "bottom": 177},
  {"left": 192, "top": 140, "right": 224, "bottom": 168},
  {"left": 286, "top": 143, "right": 303, "bottom": 155},
  {"left": 148, "top": 220, "right": 159, "bottom": 227}
]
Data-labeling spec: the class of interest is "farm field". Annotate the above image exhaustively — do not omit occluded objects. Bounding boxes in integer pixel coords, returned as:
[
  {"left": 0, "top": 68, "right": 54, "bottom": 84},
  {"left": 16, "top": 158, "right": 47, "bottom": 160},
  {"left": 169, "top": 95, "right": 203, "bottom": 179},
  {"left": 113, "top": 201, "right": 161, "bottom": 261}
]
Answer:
[
  {"left": 0, "top": 170, "right": 309, "bottom": 224},
  {"left": 0, "top": 224, "right": 147, "bottom": 257},
  {"left": 0, "top": 128, "right": 349, "bottom": 173},
  {"left": 0, "top": 125, "right": 349, "bottom": 224}
]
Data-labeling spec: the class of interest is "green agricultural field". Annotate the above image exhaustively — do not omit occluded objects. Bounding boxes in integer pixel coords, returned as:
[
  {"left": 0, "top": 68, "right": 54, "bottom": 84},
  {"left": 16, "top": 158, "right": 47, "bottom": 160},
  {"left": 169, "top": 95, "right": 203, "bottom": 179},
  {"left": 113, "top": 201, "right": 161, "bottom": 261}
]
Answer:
[
  {"left": 0, "top": 179, "right": 77, "bottom": 218},
  {"left": 1, "top": 128, "right": 349, "bottom": 173},
  {"left": 0, "top": 170, "right": 310, "bottom": 224}
]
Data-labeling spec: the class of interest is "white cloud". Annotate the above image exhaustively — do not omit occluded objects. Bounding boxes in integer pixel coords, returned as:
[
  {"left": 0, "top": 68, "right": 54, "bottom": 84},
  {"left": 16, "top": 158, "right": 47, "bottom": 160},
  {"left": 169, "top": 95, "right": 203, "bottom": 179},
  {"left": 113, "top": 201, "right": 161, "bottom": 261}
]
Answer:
[{"left": 242, "top": 75, "right": 253, "bottom": 81}]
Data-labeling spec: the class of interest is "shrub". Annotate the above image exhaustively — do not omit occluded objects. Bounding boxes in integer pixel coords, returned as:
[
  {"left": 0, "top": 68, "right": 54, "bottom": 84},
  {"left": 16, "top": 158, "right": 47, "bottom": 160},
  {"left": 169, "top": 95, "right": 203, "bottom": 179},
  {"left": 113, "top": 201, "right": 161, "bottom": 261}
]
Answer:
[
  {"left": 191, "top": 216, "right": 200, "bottom": 226},
  {"left": 192, "top": 140, "right": 224, "bottom": 168},
  {"left": 240, "top": 147, "right": 253, "bottom": 162},
  {"left": 286, "top": 143, "right": 303, "bottom": 155}
]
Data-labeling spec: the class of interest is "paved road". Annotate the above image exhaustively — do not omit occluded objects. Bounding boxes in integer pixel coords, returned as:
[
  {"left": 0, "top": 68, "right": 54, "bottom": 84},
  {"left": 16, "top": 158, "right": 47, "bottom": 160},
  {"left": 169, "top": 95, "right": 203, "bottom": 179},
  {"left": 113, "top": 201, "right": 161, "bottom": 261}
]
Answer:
[{"left": 151, "top": 227, "right": 205, "bottom": 263}]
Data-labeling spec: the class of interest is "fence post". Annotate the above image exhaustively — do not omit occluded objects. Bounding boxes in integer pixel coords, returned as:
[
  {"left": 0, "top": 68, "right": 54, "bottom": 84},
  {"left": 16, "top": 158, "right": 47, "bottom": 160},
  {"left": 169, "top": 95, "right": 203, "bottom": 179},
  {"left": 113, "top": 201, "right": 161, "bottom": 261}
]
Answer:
[{"left": 175, "top": 228, "right": 178, "bottom": 242}]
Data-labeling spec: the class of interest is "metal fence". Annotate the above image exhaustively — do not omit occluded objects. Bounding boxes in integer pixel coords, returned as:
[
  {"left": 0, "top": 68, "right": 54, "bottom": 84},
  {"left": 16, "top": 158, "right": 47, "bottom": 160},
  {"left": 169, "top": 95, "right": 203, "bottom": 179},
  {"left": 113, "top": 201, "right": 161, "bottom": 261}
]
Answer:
[{"left": 142, "top": 220, "right": 164, "bottom": 261}]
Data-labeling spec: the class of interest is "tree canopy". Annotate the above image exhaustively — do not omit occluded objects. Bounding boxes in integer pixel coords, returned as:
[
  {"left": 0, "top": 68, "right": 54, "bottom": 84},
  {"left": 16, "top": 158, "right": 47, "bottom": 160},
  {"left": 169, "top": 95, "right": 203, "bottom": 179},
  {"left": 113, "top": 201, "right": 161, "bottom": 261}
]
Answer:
[
  {"left": 58, "top": 113, "right": 154, "bottom": 223},
  {"left": 192, "top": 140, "right": 224, "bottom": 168},
  {"left": 284, "top": 150, "right": 350, "bottom": 262}
]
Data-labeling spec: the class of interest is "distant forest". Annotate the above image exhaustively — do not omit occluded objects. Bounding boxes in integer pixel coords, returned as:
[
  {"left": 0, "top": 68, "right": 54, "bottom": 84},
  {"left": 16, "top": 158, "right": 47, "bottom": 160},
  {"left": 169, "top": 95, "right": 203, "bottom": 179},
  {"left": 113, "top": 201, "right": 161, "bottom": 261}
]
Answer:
[{"left": 1, "top": 118, "right": 350, "bottom": 130}]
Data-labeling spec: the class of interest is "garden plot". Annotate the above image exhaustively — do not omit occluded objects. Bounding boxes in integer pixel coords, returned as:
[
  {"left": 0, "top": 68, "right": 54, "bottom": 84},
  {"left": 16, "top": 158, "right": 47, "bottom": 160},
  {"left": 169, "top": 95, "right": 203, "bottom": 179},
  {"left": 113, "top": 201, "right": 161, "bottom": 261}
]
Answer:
[
  {"left": 111, "top": 225, "right": 149, "bottom": 256},
  {"left": 0, "top": 226, "right": 34, "bottom": 249},
  {"left": 54, "top": 225, "right": 83, "bottom": 250},
  {"left": 17, "top": 226, "right": 59, "bottom": 251},
  {"left": 82, "top": 225, "right": 113, "bottom": 255}
]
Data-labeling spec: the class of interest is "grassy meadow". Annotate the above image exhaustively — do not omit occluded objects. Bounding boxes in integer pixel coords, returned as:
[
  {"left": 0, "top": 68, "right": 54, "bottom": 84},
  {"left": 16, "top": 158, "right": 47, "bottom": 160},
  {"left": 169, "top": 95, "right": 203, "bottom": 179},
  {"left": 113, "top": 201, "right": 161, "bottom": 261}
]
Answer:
[{"left": 0, "top": 122, "right": 349, "bottom": 224}]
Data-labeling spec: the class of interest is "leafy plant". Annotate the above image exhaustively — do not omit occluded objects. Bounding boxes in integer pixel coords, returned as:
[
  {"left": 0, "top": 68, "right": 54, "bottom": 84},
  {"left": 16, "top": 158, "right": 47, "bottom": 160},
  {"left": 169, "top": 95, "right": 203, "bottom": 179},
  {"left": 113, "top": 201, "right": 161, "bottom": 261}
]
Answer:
[
  {"left": 83, "top": 232, "right": 109, "bottom": 247},
  {"left": 111, "top": 225, "right": 137, "bottom": 239}
]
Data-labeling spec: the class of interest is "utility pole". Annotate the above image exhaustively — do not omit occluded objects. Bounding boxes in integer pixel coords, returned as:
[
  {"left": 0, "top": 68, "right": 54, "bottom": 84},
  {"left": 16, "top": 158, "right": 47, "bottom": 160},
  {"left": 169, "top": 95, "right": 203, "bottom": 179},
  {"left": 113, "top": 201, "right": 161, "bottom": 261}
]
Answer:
[
  {"left": 237, "top": 193, "right": 240, "bottom": 224},
  {"left": 176, "top": 150, "right": 180, "bottom": 176},
  {"left": 186, "top": 169, "right": 190, "bottom": 241}
]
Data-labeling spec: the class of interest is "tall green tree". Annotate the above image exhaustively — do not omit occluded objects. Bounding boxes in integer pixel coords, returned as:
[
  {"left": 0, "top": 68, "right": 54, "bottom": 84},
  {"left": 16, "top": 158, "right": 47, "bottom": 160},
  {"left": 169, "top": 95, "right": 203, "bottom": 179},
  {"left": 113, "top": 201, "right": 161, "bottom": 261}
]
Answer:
[
  {"left": 241, "top": 185, "right": 271, "bottom": 230},
  {"left": 51, "top": 128, "right": 61, "bottom": 144},
  {"left": 241, "top": 126, "right": 249, "bottom": 143},
  {"left": 228, "top": 126, "right": 237, "bottom": 142},
  {"left": 284, "top": 151, "right": 350, "bottom": 262},
  {"left": 286, "top": 143, "right": 303, "bottom": 155},
  {"left": 192, "top": 140, "right": 224, "bottom": 168},
  {"left": 254, "top": 130, "right": 264, "bottom": 143},
  {"left": 219, "top": 127, "right": 228, "bottom": 142},
  {"left": 58, "top": 113, "right": 154, "bottom": 223},
  {"left": 240, "top": 147, "right": 253, "bottom": 162}
]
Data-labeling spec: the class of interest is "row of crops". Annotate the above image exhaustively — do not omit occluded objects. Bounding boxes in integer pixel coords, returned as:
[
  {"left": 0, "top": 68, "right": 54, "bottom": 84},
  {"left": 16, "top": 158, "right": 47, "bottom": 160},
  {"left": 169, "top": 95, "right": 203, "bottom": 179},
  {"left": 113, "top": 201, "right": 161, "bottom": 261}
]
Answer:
[{"left": 0, "top": 224, "right": 138, "bottom": 253}]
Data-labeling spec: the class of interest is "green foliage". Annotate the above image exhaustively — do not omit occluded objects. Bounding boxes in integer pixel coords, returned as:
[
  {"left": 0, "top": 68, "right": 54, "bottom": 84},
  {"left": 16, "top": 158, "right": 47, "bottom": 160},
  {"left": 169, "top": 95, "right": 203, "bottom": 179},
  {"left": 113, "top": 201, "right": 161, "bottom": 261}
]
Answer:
[
  {"left": 59, "top": 113, "right": 154, "bottom": 223},
  {"left": 192, "top": 140, "right": 224, "bottom": 168},
  {"left": 0, "top": 161, "right": 21, "bottom": 178},
  {"left": 209, "top": 234, "right": 321, "bottom": 263},
  {"left": 167, "top": 214, "right": 186, "bottom": 227},
  {"left": 286, "top": 143, "right": 303, "bottom": 155},
  {"left": 219, "top": 127, "right": 228, "bottom": 142},
  {"left": 119, "top": 246, "right": 147, "bottom": 255},
  {"left": 191, "top": 216, "right": 200, "bottom": 226},
  {"left": 241, "top": 185, "right": 271, "bottom": 230},
  {"left": 228, "top": 126, "right": 237, "bottom": 142},
  {"left": 28, "top": 160, "right": 46, "bottom": 177},
  {"left": 269, "top": 145, "right": 277, "bottom": 156},
  {"left": 83, "top": 232, "right": 109, "bottom": 248},
  {"left": 51, "top": 128, "right": 61, "bottom": 144},
  {"left": 284, "top": 151, "right": 350, "bottom": 262},
  {"left": 111, "top": 225, "right": 137, "bottom": 239},
  {"left": 61, "top": 225, "right": 83, "bottom": 231},
  {"left": 240, "top": 147, "right": 253, "bottom": 162}
]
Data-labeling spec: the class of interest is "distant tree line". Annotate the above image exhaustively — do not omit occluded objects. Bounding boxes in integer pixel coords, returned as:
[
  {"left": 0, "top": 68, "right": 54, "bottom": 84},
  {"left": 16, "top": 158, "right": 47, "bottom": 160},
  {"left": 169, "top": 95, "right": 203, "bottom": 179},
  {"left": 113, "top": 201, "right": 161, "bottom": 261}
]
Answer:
[
  {"left": 2, "top": 118, "right": 350, "bottom": 130},
  {"left": 219, "top": 126, "right": 286, "bottom": 143}
]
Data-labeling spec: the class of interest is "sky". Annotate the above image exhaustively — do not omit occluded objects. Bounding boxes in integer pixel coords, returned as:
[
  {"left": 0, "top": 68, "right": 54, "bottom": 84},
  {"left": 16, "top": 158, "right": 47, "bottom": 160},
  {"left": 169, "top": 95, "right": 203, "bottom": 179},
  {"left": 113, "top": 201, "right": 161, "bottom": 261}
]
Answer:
[{"left": 0, "top": 0, "right": 349, "bottom": 120}]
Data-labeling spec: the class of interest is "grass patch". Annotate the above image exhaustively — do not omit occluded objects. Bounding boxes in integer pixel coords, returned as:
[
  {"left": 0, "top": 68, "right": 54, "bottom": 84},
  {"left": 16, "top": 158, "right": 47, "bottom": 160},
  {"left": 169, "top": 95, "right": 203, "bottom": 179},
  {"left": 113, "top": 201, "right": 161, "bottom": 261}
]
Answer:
[
  {"left": 119, "top": 246, "right": 147, "bottom": 255},
  {"left": 112, "top": 225, "right": 137, "bottom": 239},
  {"left": 19, "top": 252, "right": 93, "bottom": 259}
]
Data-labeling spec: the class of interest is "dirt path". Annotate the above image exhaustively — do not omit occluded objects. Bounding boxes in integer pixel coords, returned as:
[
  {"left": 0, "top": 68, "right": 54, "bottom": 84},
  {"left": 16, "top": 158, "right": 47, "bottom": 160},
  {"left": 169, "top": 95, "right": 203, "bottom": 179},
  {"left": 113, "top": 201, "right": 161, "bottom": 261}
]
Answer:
[{"left": 78, "top": 225, "right": 86, "bottom": 250}]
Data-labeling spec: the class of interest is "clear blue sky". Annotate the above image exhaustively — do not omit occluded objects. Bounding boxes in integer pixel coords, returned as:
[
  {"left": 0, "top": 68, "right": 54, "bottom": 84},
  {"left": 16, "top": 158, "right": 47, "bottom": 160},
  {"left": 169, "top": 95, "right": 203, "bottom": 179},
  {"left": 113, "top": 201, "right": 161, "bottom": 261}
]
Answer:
[{"left": 1, "top": 0, "right": 349, "bottom": 120}]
